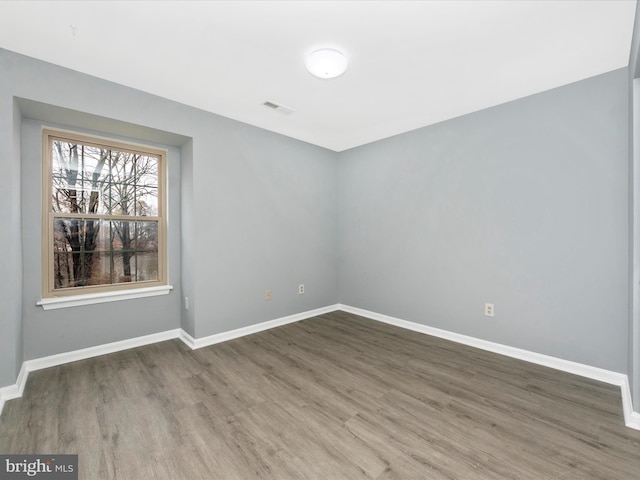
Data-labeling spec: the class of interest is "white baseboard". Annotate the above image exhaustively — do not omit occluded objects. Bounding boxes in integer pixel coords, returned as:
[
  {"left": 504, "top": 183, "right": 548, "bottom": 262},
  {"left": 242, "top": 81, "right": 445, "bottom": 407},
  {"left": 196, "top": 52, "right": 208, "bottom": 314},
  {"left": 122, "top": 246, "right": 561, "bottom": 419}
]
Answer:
[
  {"left": 630, "top": 411, "right": 640, "bottom": 430},
  {"left": 182, "top": 304, "right": 340, "bottom": 350},
  {"left": 338, "top": 304, "right": 639, "bottom": 431},
  {"left": 178, "top": 329, "right": 197, "bottom": 349},
  {"left": 25, "top": 329, "right": 183, "bottom": 372},
  {"left": 0, "top": 305, "right": 340, "bottom": 415},
  {"left": 0, "top": 328, "right": 181, "bottom": 414},
  {"left": 0, "top": 363, "right": 27, "bottom": 414}
]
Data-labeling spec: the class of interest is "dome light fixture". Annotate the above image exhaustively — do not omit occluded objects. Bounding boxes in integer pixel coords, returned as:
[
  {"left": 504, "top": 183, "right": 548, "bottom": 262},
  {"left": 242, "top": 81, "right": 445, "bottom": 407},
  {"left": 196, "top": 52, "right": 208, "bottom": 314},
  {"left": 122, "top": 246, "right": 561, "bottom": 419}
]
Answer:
[{"left": 305, "top": 48, "right": 348, "bottom": 79}]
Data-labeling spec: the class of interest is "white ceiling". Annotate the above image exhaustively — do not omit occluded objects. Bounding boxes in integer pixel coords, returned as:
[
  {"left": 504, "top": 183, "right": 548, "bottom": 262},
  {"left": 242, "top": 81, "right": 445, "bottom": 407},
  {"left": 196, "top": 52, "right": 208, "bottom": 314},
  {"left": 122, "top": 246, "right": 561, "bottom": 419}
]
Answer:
[{"left": 0, "top": 1, "right": 636, "bottom": 151}]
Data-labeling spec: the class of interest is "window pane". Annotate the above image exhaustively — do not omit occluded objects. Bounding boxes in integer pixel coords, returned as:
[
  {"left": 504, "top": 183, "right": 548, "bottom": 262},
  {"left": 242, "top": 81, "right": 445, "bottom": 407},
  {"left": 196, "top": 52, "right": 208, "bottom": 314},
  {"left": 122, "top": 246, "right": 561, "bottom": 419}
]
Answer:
[
  {"left": 51, "top": 141, "right": 110, "bottom": 214},
  {"left": 51, "top": 185, "right": 91, "bottom": 215},
  {"left": 82, "top": 181, "right": 104, "bottom": 215},
  {"left": 51, "top": 141, "right": 64, "bottom": 174},
  {"left": 110, "top": 219, "right": 132, "bottom": 283},
  {"left": 137, "top": 221, "right": 158, "bottom": 251},
  {"left": 104, "top": 181, "right": 117, "bottom": 215},
  {"left": 136, "top": 188, "right": 158, "bottom": 216},
  {"left": 52, "top": 251, "right": 73, "bottom": 289},
  {"left": 94, "top": 219, "right": 112, "bottom": 253},
  {"left": 109, "top": 152, "right": 136, "bottom": 216},
  {"left": 53, "top": 219, "right": 70, "bottom": 254},
  {"left": 110, "top": 220, "right": 158, "bottom": 283},
  {"left": 111, "top": 151, "right": 137, "bottom": 184},
  {"left": 136, "top": 156, "right": 158, "bottom": 187},
  {"left": 52, "top": 143, "right": 159, "bottom": 216},
  {"left": 90, "top": 251, "right": 113, "bottom": 286},
  {"left": 110, "top": 250, "right": 132, "bottom": 284},
  {"left": 136, "top": 252, "right": 159, "bottom": 281},
  {"left": 136, "top": 219, "right": 159, "bottom": 280},
  {"left": 78, "top": 145, "right": 108, "bottom": 185},
  {"left": 107, "top": 182, "right": 136, "bottom": 216},
  {"left": 53, "top": 218, "right": 109, "bottom": 289}
]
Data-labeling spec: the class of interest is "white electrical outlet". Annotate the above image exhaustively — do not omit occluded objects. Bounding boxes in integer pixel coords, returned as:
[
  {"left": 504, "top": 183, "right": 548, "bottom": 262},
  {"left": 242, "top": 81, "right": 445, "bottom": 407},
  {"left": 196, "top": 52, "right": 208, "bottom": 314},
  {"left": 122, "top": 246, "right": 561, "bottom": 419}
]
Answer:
[
  {"left": 184, "top": 296, "right": 189, "bottom": 311},
  {"left": 485, "top": 303, "right": 495, "bottom": 317},
  {"left": 298, "top": 284, "right": 305, "bottom": 295},
  {"left": 265, "top": 290, "right": 272, "bottom": 301}
]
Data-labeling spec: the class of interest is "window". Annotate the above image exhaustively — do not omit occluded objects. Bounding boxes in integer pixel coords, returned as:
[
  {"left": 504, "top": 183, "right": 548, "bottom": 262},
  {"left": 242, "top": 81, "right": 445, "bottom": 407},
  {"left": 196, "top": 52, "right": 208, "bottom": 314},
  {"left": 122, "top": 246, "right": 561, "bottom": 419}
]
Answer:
[{"left": 42, "top": 129, "right": 167, "bottom": 298}]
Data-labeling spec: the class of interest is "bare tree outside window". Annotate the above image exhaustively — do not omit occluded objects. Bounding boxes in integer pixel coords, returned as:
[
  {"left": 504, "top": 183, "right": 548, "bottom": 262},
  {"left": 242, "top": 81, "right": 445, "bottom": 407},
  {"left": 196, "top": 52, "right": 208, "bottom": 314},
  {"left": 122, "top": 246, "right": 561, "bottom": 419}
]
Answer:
[{"left": 43, "top": 130, "right": 166, "bottom": 296}]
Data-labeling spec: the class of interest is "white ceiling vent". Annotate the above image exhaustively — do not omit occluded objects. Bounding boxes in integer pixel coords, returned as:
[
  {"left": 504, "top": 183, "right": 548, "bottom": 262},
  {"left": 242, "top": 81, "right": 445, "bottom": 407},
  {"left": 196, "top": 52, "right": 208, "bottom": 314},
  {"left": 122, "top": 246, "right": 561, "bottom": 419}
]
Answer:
[{"left": 262, "top": 101, "right": 295, "bottom": 115}]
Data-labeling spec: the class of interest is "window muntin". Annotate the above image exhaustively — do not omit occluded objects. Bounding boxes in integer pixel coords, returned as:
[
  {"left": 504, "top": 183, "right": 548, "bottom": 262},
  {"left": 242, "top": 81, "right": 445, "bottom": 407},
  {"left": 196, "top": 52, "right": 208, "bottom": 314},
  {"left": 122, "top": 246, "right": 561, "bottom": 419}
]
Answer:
[{"left": 43, "top": 129, "right": 167, "bottom": 297}]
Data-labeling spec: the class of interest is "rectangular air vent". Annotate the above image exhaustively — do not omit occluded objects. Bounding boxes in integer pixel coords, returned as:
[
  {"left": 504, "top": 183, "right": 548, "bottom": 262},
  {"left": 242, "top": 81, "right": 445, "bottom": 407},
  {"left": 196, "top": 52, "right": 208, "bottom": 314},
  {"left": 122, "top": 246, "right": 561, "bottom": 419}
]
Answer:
[{"left": 262, "top": 100, "right": 295, "bottom": 115}]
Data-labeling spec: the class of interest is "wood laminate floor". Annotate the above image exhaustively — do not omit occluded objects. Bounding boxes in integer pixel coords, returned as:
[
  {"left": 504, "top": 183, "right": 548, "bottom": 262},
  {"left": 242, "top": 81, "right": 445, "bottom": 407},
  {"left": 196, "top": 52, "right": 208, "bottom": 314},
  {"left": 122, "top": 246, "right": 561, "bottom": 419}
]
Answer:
[{"left": 1, "top": 311, "right": 640, "bottom": 479}]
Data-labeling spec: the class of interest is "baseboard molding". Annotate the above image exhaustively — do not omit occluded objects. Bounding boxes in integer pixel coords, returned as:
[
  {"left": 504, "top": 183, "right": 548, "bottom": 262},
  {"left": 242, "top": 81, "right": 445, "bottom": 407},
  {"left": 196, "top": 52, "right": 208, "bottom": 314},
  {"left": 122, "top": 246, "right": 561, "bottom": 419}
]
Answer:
[
  {"left": 338, "top": 304, "right": 639, "bottom": 431},
  {"left": 180, "top": 304, "right": 340, "bottom": 350},
  {"left": 630, "top": 411, "right": 640, "bottom": 430},
  {"left": 0, "top": 328, "right": 182, "bottom": 415},
  {"left": 0, "top": 305, "right": 340, "bottom": 415},
  {"left": 0, "top": 363, "right": 27, "bottom": 415},
  {"left": 620, "top": 375, "right": 640, "bottom": 430},
  {"left": 25, "top": 329, "right": 183, "bottom": 372}
]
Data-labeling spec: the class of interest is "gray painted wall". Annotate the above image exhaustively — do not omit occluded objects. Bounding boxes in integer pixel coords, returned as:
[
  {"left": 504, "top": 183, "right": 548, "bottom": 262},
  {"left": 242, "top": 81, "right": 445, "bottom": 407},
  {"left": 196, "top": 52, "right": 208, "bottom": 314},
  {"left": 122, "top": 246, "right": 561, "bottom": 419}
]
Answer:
[
  {"left": 193, "top": 123, "right": 338, "bottom": 337},
  {"left": 628, "top": 3, "right": 640, "bottom": 413},
  {"left": 0, "top": 53, "right": 23, "bottom": 386},
  {"left": 180, "top": 138, "right": 196, "bottom": 337},
  {"left": 0, "top": 48, "right": 339, "bottom": 386},
  {"left": 338, "top": 68, "right": 630, "bottom": 373}
]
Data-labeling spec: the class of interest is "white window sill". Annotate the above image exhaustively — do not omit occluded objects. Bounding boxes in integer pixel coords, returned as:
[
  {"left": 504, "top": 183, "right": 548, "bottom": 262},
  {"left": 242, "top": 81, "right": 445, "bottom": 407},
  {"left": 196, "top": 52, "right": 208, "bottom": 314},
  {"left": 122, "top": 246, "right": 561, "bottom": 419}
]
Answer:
[{"left": 37, "top": 285, "right": 173, "bottom": 310}]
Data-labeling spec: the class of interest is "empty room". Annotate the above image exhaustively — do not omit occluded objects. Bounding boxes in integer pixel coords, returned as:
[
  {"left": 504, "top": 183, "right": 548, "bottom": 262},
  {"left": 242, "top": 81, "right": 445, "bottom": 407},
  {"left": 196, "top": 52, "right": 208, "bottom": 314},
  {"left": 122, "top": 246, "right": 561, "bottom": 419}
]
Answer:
[{"left": 1, "top": 1, "right": 640, "bottom": 478}]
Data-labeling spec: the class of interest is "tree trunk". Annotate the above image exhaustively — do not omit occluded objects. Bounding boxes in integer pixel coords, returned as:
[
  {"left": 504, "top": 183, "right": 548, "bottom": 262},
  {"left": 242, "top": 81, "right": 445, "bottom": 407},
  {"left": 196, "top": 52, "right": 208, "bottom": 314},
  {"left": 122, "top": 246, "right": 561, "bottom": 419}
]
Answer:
[
  {"left": 120, "top": 220, "right": 133, "bottom": 282},
  {"left": 60, "top": 145, "right": 106, "bottom": 286}
]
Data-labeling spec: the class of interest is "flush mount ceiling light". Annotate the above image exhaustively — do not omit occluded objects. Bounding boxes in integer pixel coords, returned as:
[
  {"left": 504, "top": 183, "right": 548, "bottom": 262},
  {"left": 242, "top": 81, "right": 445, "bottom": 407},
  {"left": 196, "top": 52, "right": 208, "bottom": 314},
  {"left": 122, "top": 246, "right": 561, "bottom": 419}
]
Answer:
[{"left": 305, "top": 48, "right": 348, "bottom": 79}]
